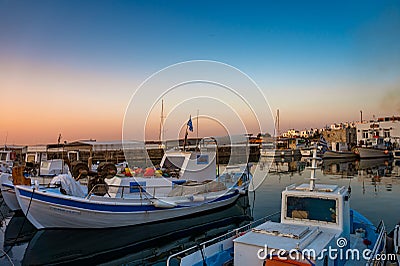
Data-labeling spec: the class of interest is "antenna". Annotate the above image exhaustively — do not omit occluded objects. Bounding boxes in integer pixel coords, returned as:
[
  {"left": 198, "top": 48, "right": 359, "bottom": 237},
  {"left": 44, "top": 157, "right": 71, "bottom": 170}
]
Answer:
[
  {"left": 4, "top": 131, "right": 8, "bottom": 149},
  {"left": 308, "top": 148, "right": 320, "bottom": 191}
]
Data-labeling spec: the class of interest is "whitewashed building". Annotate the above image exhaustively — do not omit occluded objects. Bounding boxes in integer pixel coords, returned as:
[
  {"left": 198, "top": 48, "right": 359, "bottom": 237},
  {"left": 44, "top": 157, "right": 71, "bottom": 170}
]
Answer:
[
  {"left": 355, "top": 116, "right": 400, "bottom": 148},
  {"left": 282, "top": 129, "right": 300, "bottom": 138}
]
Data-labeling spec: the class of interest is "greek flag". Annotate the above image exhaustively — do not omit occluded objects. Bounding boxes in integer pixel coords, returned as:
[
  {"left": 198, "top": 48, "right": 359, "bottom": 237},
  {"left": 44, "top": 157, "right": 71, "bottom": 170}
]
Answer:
[
  {"left": 319, "top": 135, "right": 329, "bottom": 153},
  {"left": 187, "top": 116, "right": 193, "bottom": 132}
]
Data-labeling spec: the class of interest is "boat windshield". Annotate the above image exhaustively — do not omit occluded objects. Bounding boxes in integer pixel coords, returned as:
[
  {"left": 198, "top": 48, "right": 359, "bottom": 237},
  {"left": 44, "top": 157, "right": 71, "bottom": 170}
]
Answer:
[
  {"left": 286, "top": 196, "right": 337, "bottom": 223},
  {"left": 162, "top": 156, "right": 185, "bottom": 171}
]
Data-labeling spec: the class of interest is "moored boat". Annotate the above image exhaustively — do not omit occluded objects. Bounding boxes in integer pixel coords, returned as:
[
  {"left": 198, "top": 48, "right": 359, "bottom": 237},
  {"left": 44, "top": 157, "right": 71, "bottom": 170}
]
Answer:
[
  {"left": 14, "top": 149, "right": 248, "bottom": 229},
  {"left": 260, "top": 148, "right": 302, "bottom": 158},
  {"left": 15, "top": 178, "right": 239, "bottom": 229},
  {"left": 322, "top": 150, "right": 357, "bottom": 159},
  {"left": 0, "top": 173, "right": 20, "bottom": 211},
  {"left": 0, "top": 160, "right": 84, "bottom": 211},
  {"left": 4, "top": 148, "right": 251, "bottom": 215},
  {"left": 169, "top": 149, "right": 389, "bottom": 266},
  {"left": 20, "top": 196, "right": 251, "bottom": 265},
  {"left": 355, "top": 147, "right": 392, "bottom": 159}
]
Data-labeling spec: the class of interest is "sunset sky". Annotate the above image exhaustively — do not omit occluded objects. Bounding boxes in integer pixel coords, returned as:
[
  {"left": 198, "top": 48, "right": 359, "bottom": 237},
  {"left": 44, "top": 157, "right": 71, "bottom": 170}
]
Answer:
[{"left": 1, "top": 1, "right": 400, "bottom": 145}]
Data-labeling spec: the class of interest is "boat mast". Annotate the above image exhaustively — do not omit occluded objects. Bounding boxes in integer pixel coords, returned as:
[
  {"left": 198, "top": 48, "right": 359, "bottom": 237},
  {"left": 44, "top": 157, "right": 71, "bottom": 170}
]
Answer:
[
  {"left": 195, "top": 109, "right": 199, "bottom": 151},
  {"left": 159, "top": 99, "right": 164, "bottom": 148},
  {"left": 4, "top": 131, "right": 8, "bottom": 149}
]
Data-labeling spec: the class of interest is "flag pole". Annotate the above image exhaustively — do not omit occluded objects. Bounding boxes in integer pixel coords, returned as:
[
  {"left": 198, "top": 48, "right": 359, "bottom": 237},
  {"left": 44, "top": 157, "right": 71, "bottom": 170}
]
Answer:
[
  {"left": 195, "top": 109, "right": 199, "bottom": 151},
  {"left": 183, "top": 115, "right": 193, "bottom": 152},
  {"left": 183, "top": 125, "right": 189, "bottom": 151}
]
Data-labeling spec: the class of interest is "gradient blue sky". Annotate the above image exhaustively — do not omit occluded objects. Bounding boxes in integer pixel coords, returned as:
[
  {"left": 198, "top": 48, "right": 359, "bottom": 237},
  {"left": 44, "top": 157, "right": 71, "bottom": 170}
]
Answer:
[{"left": 1, "top": 1, "right": 399, "bottom": 144}]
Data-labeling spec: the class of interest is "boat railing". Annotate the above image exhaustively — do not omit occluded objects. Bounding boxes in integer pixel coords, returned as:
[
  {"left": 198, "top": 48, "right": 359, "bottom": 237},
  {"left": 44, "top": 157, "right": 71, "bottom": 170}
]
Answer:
[
  {"left": 85, "top": 184, "right": 112, "bottom": 199},
  {"left": 366, "top": 220, "right": 386, "bottom": 265},
  {"left": 166, "top": 211, "right": 281, "bottom": 266},
  {"left": 86, "top": 182, "right": 228, "bottom": 201},
  {"left": 86, "top": 183, "right": 175, "bottom": 200}
]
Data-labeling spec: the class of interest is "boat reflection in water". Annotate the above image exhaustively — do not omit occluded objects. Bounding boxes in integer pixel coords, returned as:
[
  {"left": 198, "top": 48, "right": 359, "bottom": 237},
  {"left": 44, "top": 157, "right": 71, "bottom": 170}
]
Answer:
[
  {"left": 322, "top": 157, "right": 395, "bottom": 177},
  {"left": 3, "top": 211, "right": 36, "bottom": 247},
  {"left": 356, "top": 157, "right": 394, "bottom": 177},
  {"left": 322, "top": 158, "right": 358, "bottom": 177},
  {"left": 259, "top": 156, "right": 306, "bottom": 176},
  {"left": 9, "top": 195, "right": 251, "bottom": 265},
  {"left": 322, "top": 157, "right": 400, "bottom": 194}
]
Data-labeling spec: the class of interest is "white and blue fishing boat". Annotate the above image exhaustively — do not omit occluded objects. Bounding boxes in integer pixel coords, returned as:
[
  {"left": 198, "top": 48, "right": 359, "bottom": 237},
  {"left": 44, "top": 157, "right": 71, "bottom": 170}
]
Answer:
[
  {"left": 13, "top": 149, "right": 250, "bottom": 229},
  {"left": 168, "top": 149, "right": 390, "bottom": 266}
]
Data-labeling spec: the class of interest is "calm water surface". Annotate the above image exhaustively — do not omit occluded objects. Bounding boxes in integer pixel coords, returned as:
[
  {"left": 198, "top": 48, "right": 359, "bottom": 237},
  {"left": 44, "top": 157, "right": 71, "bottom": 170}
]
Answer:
[{"left": 0, "top": 158, "right": 399, "bottom": 265}]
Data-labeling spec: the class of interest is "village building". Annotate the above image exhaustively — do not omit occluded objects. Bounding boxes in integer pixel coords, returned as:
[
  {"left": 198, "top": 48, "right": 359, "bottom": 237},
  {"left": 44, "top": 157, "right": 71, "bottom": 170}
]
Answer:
[
  {"left": 355, "top": 116, "right": 400, "bottom": 149},
  {"left": 321, "top": 126, "right": 357, "bottom": 151}
]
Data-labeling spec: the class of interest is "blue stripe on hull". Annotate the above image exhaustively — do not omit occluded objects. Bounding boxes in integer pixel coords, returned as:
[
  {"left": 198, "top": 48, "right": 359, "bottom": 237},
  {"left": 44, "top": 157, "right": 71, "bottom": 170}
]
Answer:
[
  {"left": 18, "top": 187, "right": 238, "bottom": 213},
  {"left": 2, "top": 183, "right": 14, "bottom": 189}
]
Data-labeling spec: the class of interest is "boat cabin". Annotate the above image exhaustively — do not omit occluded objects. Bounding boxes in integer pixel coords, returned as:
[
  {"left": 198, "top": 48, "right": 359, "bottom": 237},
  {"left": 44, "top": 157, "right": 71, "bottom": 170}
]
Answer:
[
  {"left": 281, "top": 184, "right": 350, "bottom": 233},
  {"left": 160, "top": 149, "right": 216, "bottom": 182},
  {"left": 234, "top": 183, "right": 351, "bottom": 266},
  {"left": 0, "top": 150, "right": 15, "bottom": 164}
]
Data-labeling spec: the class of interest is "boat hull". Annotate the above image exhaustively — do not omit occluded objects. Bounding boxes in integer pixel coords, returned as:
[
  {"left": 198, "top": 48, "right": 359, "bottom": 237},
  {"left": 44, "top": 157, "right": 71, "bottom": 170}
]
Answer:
[
  {"left": 322, "top": 150, "right": 357, "bottom": 159},
  {"left": 260, "top": 149, "right": 301, "bottom": 158},
  {"left": 15, "top": 185, "right": 240, "bottom": 229},
  {"left": 355, "top": 147, "right": 392, "bottom": 159},
  {"left": 0, "top": 173, "right": 20, "bottom": 211}
]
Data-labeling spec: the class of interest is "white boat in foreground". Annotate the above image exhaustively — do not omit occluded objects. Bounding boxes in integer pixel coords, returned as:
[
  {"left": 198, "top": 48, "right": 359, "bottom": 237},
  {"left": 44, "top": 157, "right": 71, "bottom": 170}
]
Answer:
[
  {"left": 169, "top": 149, "right": 391, "bottom": 266},
  {"left": 15, "top": 180, "right": 239, "bottom": 229},
  {"left": 13, "top": 149, "right": 251, "bottom": 229}
]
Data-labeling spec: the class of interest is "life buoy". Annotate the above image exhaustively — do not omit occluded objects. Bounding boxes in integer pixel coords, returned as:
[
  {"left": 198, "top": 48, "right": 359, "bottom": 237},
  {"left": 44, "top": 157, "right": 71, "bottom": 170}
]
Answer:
[{"left": 264, "top": 255, "right": 314, "bottom": 266}]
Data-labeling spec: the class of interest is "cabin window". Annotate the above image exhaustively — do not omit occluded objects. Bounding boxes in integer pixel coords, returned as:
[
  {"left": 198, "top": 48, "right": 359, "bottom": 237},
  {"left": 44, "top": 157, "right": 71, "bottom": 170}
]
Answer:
[
  {"left": 163, "top": 156, "right": 185, "bottom": 171},
  {"left": 26, "top": 155, "right": 36, "bottom": 163},
  {"left": 196, "top": 154, "right": 209, "bottom": 165},
  {"left": 0, "top": 153, "right": 7, "bottom": 161},
  {"left": 384, "top": 130, "right": 390, "bottom": 138},
  {"left": 286, "top": 196, "right": 337, "bottom": 223}
]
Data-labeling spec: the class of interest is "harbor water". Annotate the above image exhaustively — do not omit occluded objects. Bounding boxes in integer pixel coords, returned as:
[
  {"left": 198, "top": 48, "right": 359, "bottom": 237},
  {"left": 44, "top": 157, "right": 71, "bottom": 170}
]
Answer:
[{"left": 0, "top": 157, "right": 399, "bottom": 265}]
